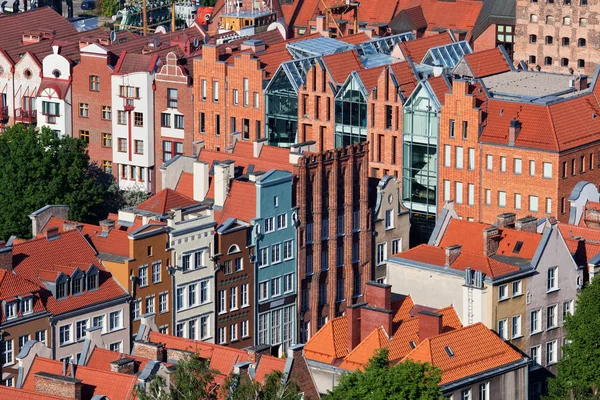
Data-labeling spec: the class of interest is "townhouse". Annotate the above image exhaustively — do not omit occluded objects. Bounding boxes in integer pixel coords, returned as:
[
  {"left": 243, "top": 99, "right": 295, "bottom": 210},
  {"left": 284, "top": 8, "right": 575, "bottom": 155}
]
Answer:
[{"left": 304, "top": 281, "right": 529, "bottom": 398}]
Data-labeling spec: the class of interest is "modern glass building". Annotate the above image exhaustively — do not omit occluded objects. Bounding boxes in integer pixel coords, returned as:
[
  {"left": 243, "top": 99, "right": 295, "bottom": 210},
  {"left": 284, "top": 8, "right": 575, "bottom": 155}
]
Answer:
[{"left": 334, "top": 71, "right": 368, "bottom": 147}]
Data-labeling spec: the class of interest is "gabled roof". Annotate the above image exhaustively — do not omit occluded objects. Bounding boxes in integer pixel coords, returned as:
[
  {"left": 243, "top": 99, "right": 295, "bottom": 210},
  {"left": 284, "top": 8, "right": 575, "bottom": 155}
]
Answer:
[
  {"left": 217, "top": 180, "right": 257, "bottom": 224},
  {"left": 254, "top": 355, "right": 286, "bottom": 383},
  {"left": 136, "top": 188, "right": 199, "bottom": 215},
  {"left": 426, "top": 75, "right": 451, "bottom": 106},
  {"left": 304, "top": 316, "right": 348, "bottom": 364},
  {"left": 114, "top": 51, "right": 159, "bottom": 74},
  {"left": 398, "top": 32, "right": 453, "bottom": 63},
  {"left": 321, "top": 50, "right": 364, "bottom": 85},
  {"left": 0, "top": 385, "right": 65, "bottom": 400},
  {"left": 86, "top": 347, "right": 171, "bottom": 372},
  {"left": 416, "top": 0, "right": 483, "bottom": 36},
  {"left": 22, "top": 357, "right": 137, "bottom": 400},
  {"left": 390, "top": 61, "right": 418, "bottom": 98},
  {"left": 460, "top": 47, "right": 511, "bottom": 78},
  {"left": 355, "top": 65, "right": 388, "bottom": 93},
  {"left": 403, "top": 323, "right": 525, "bottom": 385},
  {"left": 389, "top": 5, "right": 427, "bottom": 33}
]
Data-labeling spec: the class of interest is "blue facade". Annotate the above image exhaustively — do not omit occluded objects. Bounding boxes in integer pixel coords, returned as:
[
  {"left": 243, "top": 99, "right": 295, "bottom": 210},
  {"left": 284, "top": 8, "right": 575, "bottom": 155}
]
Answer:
[{"left": 252, "top": 169, "right": 297, "bottom": 356}]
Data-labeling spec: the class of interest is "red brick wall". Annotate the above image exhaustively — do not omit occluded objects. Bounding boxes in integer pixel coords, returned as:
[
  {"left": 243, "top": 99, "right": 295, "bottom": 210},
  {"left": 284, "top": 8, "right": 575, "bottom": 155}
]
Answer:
[
  {"left": 472, "top": 24, "right": 498, "bottom": 52},
  {"left": 558, "top": 145, "right": 600, "bottom": 222},
  {"left": 72, "top": 51, "right": 114, "bottom": 175}
]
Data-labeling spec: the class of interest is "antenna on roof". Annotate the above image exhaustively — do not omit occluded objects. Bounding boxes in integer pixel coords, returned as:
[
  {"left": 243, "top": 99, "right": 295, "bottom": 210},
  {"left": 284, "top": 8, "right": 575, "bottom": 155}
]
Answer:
[
  {"left": 193, "top": 37, "right": 200, "bottom": 48},
  {"left": 110, "top": 31, "right": 117, "bottom": 43}
]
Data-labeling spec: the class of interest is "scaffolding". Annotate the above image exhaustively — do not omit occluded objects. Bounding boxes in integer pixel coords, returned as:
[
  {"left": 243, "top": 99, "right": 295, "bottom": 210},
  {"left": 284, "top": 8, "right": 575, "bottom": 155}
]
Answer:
[
  {"left": 114, "top": 0, "right": 199, "bottom": 35},
  {"left": 319, "top": 0, "right": 359, "bottom": 37}
]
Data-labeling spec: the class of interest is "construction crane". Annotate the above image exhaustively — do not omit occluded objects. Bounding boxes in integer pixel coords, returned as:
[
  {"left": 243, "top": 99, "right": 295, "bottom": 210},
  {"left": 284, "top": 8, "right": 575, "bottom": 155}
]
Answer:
[
  {"left": 114, "top": 0, "right": 198, "bottom": 35},
  {"left": 318, "top": 0, "right": 359, "bottom": 37}
]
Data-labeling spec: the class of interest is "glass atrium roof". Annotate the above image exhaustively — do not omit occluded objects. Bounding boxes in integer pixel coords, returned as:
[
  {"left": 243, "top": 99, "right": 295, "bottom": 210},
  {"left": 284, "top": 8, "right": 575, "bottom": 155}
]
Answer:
[
  {"left": 267, "top": 56, "right": 319, "bottom": 92},
  {"left": 420, "top": 41, "right": 472, "bottom": 69},
  {"left": 287, "top": 37, "right": 353, "bottom": 59},
  {"left": 355, "top": 32, "right": 414, "bottom": 58}
]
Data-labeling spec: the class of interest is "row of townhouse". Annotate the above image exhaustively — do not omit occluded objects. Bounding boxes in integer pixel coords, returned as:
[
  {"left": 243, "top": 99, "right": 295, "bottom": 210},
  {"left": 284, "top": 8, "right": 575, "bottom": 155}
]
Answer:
[{"left": 386, "top": 201, "right": 600, "bottom": 398}]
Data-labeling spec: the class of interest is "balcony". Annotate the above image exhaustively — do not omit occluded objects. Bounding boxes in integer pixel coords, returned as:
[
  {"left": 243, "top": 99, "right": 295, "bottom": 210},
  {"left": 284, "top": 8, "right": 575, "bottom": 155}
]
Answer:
[
  {"left": 0, "top": 106, "right": 7, "bottom": 121},
  {"left": 15, "top": 108, "right": 37, "bottom": 124}
]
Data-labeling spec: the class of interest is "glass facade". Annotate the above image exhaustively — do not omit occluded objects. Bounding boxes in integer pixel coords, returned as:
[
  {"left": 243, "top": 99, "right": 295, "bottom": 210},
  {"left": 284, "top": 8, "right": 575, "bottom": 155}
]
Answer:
[
  {"left": 334, "top": 75, "right": 368, "bottom": 147},
  {"left": 265, "top": 69, "right": 298, "bottom": 147},
  {"left": 402, "top": 84, "right": 439, "bottom": 243}
]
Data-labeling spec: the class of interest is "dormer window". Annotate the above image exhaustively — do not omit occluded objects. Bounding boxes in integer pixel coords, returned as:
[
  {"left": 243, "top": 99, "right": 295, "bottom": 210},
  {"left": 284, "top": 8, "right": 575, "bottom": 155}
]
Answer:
[
  {"left": 72, "top": 277, "right": 82, "bottom": 295},
  {"left": 6, "top": 302, "right": 16, "bottom": 320},
  {"left": 57, "top": 282, "right": 67, "bottom": 299},
  {"left": 21, "top": 298, "right": 32, "bottom": 315},
  {"left": 87, "top": 272, "right": 98, "bottom": 290}
]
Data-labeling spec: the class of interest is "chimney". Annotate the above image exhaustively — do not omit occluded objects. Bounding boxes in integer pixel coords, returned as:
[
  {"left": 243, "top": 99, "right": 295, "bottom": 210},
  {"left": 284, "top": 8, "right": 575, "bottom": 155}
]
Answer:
[
  {"left": 575, "top": 75, "right": 588, "bottom": 91},
  {"left": 213, "top": 161, "right": 233, "bottom": 208},
  {"left": 192, "top": 140, "right": 205, "bottom": 157},
  {"left": 287, "top": 343, "right": 305, "bottom": 360},
  {"left": 99, "top": 219, "right": 115, "bottom": 234},
  {"left": 444, "top": 244, "right": 462, "bottom": 266},
  {"left": 418, "top": 311, "right": 442, "bottom": 341},
  {"left": 34, "top": 372, "right": 82, "bottom": 399},
  {"left": 482, "top": 226, "right": 500, "bottom": 257},
  {"left": 230, "top": 132, "right": 241, "bottom": 147},
  {"left": 315, "top": 15, "right": 327, "bottom": 35},
  {"left": 201, "top": 44, "right": 219, "bottom": 61},
  {"left": 365, "top": 281, "right": 391, "bottom": 310},
  {"left": 132, "top": 341, "right": 165, "bottom": 361},
  {"left": 240, "top": 39, "right": 266, "bottom": 53},
  {"left": 245, "top": 344, "right": 270, "bottom": 365},
  {"left": 63, "top": 221, "right": 83, "bottom": 232},
  {"left": 253, "top": 138, "right": 267, "bottom": 158},
  {"left": 515, "top": 216, "right": 537, "bottom": 233},
  {"left": 193, "top": 161, "right": 210, "bottom": 202},
  {"left": 0, "top": 246, "right": 13, "bottom": 272},
  {"left": 497, "top": 212, "right": 516, "bottom": 228},
  {"left": 45, "top": 226, "right": 59, "bottom": 240},
  {"left": 110, "top": 358, "right": 136, "bottom": 374},
  {"left": 347, "top": 303, "right": 362, "bottom": 351},
  {"left": 233, "top": 361, "right": 251, "bottom": 375},
  {"left": 508, "top": 120, "right": 521, "bottom": 147}
]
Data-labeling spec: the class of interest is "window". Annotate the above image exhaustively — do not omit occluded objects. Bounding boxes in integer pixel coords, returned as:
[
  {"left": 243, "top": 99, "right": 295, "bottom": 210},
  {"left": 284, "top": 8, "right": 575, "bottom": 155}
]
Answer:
[
  {"left": 543, "top": 162, "right": 552, "bottom": 178},
  {"left": 486, "top": 154, "right": 493, "bottom": 170},
  {"left": 462, "top": 121, "right": 468, "bottom": 139},
  {"left": 514, "top": 158, "right": 522, "bottom": 174},
  {"left": 78, "top": 130, "right": 89, "bottom": 143},
  {"left": 449, "top": 120, "right": 455, "bottom": 138},
  {"left": 277, "top": 214, "right": 287, "bottom": 229},
  {"left": 1, "top": 340, "right": 12, "bottom": 366},
  {"left": 176, "top": 288, "right": 184, "bottom": 311},
  {"left": 531, "top": 309, "right": 542, "bottom": 334},
  {"left": 101, "top": 106, "right": 111, "bottom": 120},
  {"left": 485, "top": 189, "right": 491, "bottom": 205},
  {"left": 134, "top": 140, "right": 143, "bottom": 155},
  {"left": 530, "top": 14, "right": 538, "bottom": 22},
  {"left": 376, "top": 242, "right": 387, "bottom": 266},
  {"left": 546, "top": 15, "right": 554, "bottom": 24},
  {"left": 259, "top": 248, "right": 268, "bottom": 267},
  {"left": 59, "top": 324, "right": 71, "bottom": 345},
  {"left": 512, "top": 315, "right": 522, "bottom": 338},
  {"left": 444, "top": 145, "right": 451, "bottom": 167},
  {"left": 182, "top": 254, "right": 190, "bottom": 271},
  {"left": 456, "top": 182, "right": 463, "bottom": 204},
  {"left": 134, "top": 112, "right": 143, "bottom": 127},
  {"left": 175, "top": 114, "right": 184, "bottom": 129},
  {"left": 529, "top": 195, "right": 539, "bottom": 212},
  {"left": 167, "top": 88, "right": 178, "bottom": 108},
  {"left": 546, "top": 198, "right": 552, "bottom": 214},
  {"left": 133, "top": 299, "right": 141, "bottom": 319},
  {"left": 548, "top": 267, "right": 558, "bottom": 291},
  {"left": 5, "top": 303, "right": 16, "bottom": 320},
  {"left": 561, "top": 58, "right": 569, "bottom": 67},
  {"left": 385, "top": 209, "right": 394, "bottom": 229},
  {"left": 271, "top": 244, "right": 281, "bottom": 264},
  {"left": 213, "top": 80, "right": 219, "bottom": 102},
  {"left": 468, "top": 148, "right": 475, "bottom": 170},
  {"left": 258, "top": 314, "right": 268, "bottom": 344},
  {"left": 545, "top": 35, "right": 553, "bottom": 45},
  {"left": 456, "top": 146, "right": 464, "bottom": 169},
  {"left": 241, "top": 283, "right": 249, "bottom": 306},
  {"left": 284, "top": 273, "right": 293, "bottom": 293},
  {"left": 241, "top": 320, "right": 249, "bottom": 338},
  {"left": 109, "top": 310, "right": 122, "bottom": 331},
  {"left": 578, "top": 59, "right": 585, "bottom": 69},
  {"left": 230, "top": 324, "right": 238, "bottom": 341},
  {"left": 319, "top": 283, "right": 327, "bottom": 306},
  {"left": 36, "top": 329, "right": 47, "bottom": 345},
  {"left": 230, "top": 286, "right": 238, "bottom": 309},
  {"left": 529, "top": 55, "right": 537, "bottom": 65},
  {"left": 187, "top": 284, "right": 196, "bottom": 308},
  {"left": 529, "top": 34, "right": 537, "bottom": 43},
  {"left": 511, "top": 280, "right": 522, "bottom": 296},
  {"left": 56, "top": 282, "right": 67, "bottom": 299},
  {"left": 139, "top": 265, "right": 148, "bottom": 287},
  {"left": 18, "top": 334, "right": 29, "bottom": 350},
  {"left": 254, "top": 92, "right": 259, "bottom": 108},
  {"left": 284, "top": 240, "right": 294, "bottom": 260},
  {"left": 545, "top": 56, "right": 553, "bottom": 66},
  {"left": 218, "top": 289, "right": 227, "bottom": 313},
  {"left": 443, "top": 180, "right": 451, "bottom": 202},
  {"left": 578, "top": 38, "right": 587, "bottom": 47},
  {"left": 109, "top": 341, "right": 122, "bottom": 353},
  {"left": 218, "top": 327, "right": 226, "bottom": 344},
  {"left": 199, "top": 280, "right": 209, "bottom": 304},
  {"left": 498, "top": 284, "right": 508, "bottom": 301},
  {"left": 498, "top": 191, "right": 506, "bottom": 207},
  {"left": 199, "top": 316, "right": 209, "bottom": 339},
  {"left": 161, "top": 113, "right": 171, "bottom": 127},
  {"left": 461, "top": 389, "right": 471, "bottom": 400},
  {"left": 162, "top": 141, "right": 183, "bottom": 161},
  {"left": 562, "top": 37, "right": 570, "bottom": 46},
  {"left": 546, "top": 340, "right": 558, "bottom": 365},
  {"left": 158, "top": 292, "right": 168, "bottom": 313},
  {"left": 547, "top": 304, "right": 558, "bottom": 329},
  {"left": 118, "top": 138, "right": 127, "bottom": 153},
  {"left": 498, "top": 319, "right": 508, "bottom": 340},
  {"left": 259, "top": 281, "right": 268, "bottom": 301},
  {"left": 563, "top": 300, "right": 574, "bottom": 323},
  {"left": 119, "top": 85, "right": 139, "bottom": 98},
  {"left": 76, "top": 320, "right": 87, "bottom": 341},
  {"left": 89, "top": 75, "right": 100, "bottom": 91},
  {"left": 264, "top": 217, "right": 275, "bottom": 233},
  {"left": 201, "top": 79, "right": 207, "bottom": 101},
  {"left": 531, "top": 345, "right": 541, "bottom": 365},
  {"left": 101, "top": 133, "right": 112, "bottom": 148},
  {"left": 117, "top": 110, "right": 127, "bottom": 125},
  {"left": 500, "top": 156, "right": 506, "bottom": 172},
  {"left": 515, "top": 193, "right": 522, "bottom": 210},
  {"left": 271, "top": 277, "right": 281, "bottom": 297},
  {"left": 562, "top": 16, "right": 571, "bottom": 25}
]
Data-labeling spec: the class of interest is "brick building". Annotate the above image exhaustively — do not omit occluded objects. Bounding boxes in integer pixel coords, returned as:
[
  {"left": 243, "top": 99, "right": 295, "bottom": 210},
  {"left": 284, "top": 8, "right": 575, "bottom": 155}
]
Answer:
[
  {"left": 295, "top": 142, "right": 372, "bottom": 340},
  {"left": 514, "top": 0, "right": 598, "bottom": 74}
]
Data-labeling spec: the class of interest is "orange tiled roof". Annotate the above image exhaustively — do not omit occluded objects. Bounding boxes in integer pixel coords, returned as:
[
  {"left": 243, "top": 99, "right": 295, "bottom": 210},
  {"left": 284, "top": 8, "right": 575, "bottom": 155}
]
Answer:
[
  {"left": 217, "top": 180, "right": 256, "bottom": 224},
  {"left": 175, "top": 172, "right": 194, "bottom": 199},
  {"left": 304, "top": 316, "right": 348, "bottom": 364},
  {"left": 399, "top": 32, "right": 453, "bottom": 63},
  {"left": 22, "top": 357, "right": 137, "bottom": 400},
  {"left": 321, "top": 50, "right": 364, "bottom": 84},
  {"left": 426, "top": 75, "right": 451, "bottom": 105},
  {"left": 0, "top": 386, "right": 65, "bottom": 400},
  {"left": 390, "top": 61, "right": 418, "bottom": 98},
  {"left": 198, "top": 142, "right": 294, "bottom": 175},
  {"left": 403, "top": 323, "right": 524, "bottom": 385},
  {"left": 254, "top": 355, "right": 286, "bottom": 383},
  {"left": 417, "top": 0, "right": 483, "bottom": 35},
  {"left": 86, "top": 347, "right": 171, "bottom": 372},
  {"left": 462, "top": 47, "right": 510, "bottom": 78},
  {"left": 337, "top": 33, "right": 371, "bottom": 45},
  {"left": 13, "top": 230, "right": 128, "bottom": 315},
  {"left": 136, "top": 188, "right": 199, "bottom": 214},
  {"left": 356, "top": 65, "right": 387, "bottom": 92},
  {"left": 338, "top": 327, "right": 390, "bottom": 370}
]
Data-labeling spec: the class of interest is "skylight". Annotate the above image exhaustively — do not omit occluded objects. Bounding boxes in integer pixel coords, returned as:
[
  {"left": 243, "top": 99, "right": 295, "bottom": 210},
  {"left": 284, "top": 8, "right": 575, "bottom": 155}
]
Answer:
[
  {"left": 444, "top": 346, "right": 454, "bottom": 357},
  {"left": 513, "top": 241, "right": 524, "bottom": 254},
  {"left": 420, "top": 41, "right": 472, "bottom": 69}
]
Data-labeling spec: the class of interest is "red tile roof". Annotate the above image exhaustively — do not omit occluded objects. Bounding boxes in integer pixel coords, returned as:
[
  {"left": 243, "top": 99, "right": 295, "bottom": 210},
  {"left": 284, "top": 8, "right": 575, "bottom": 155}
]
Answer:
[
  {"left": 115, "top": 51, "right": 158, "bottom": 74},
  {"left": 403, "top": 323, "right": 524, "bottom": 385},
  {"left": 218, "top": 180, "right": 257, "bottom": 224},
  {"left": 390, "top": 61, "right": 418, "bottom": 98},
  {"left": 86, "top": 347, "right": 170, "bottom": 372},
  {"left": 462, "top": 47, "right": 511, "bottom": 78},
  {"left": 136, "top": 188, "right": 199, "bottom": 214},
  {"left": 0, "top": 270, "right": 47, "bottom": 322},
  {"left": 13, "top": 230, "right": 128, "bottom": 315},
  {"left": 417, "top": 0, "right": 483, "bottom": 35},
  {"left": 404, "top": 5, "right": 428, "bottom": 29},
  {"left": 356, "top": 65, "right": 387, "bottom": 92},
  {"left": 321, "top": 50, "right": 364, "bottom": 84},
  {"left": 175, "top": 172, "right": 194, "bottom": 199},
  {"left": 254, "top": 355, "right": 286, "bottom": 383},
  {"left": 399, "top": 32, "right": 453, "bottom": 63},
  {"left": 0, "top": 386, "right": 65, "bottom": 400},
  {"left": 426, "top": 75, "right": 451, "bottom": 105},
  {"left": 197, "top": 142, "right": 293, "bottom": 176},
  {"left": 22, "top": 357, "right": 137, "bottom": 400},
  {"left": 304, "top": 316, "right": 348, "bottom": 364}
]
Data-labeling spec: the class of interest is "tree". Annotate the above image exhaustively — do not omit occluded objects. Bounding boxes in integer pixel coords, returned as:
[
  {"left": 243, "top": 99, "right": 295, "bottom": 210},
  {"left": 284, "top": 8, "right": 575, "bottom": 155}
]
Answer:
[
  {"left": 324, "top": 348, "right": 443, "bottom": 400},
  {"left": 100, "top": 0, "right": 120, "bottom": 18},
  {"left": 0, "top": 125, "right": 112, "bottom": 240},
  {"left": 136, "top": 353, "right": 218, "bottom": 400},
  {"left": 222, "top": 370, "right": 302, "bottom": 400},
  {"left": 545, "top": 276, "right": 600, "bottom": 399}
]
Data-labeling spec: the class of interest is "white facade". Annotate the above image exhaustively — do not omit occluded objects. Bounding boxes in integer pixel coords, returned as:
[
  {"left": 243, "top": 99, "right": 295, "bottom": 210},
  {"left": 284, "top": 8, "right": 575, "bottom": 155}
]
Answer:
[
  {"left": 111, "top": 71, "right": 156, "bottom": 191},
  {"left": 35, "top": 46, "right": 72, "bottom": 137},
  {"left": 0, "top": 51, "right": 42, "bottom": 127}
]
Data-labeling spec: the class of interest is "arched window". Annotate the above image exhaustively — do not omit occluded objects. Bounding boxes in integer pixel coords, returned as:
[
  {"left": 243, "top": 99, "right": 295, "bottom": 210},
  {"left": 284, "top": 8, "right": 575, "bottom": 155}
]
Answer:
[
  {"left": 546, "top": 15, "right": 554, "bottom": 24},
  {"left": 529, "top": 55, "right": 537, "bottom": 64},
  {"left": 227, "top": 244, "right": 241, "bottom": 254},
  {"left": 545, "top": 35, "right": 554, "bottom": 45},
  {"left": 578, "top": 59, "right": 586, "bottom": 68},
  {"left": 530, "top": 34, "right": 537, "bottom": 43},
  {"left": 530, "top": 14, "right": 538, "bottom": 22},
  {"left": 580, "top": 18, "right": 587, "bottom": 27},
  {"left": 562, "top": 37, "right": 570, "bottom": 46},
  {"left": 578, "top": 38, "right": 587, "bottom": 47},
  {"left": 563, "top": 16, "right": 571, "bottom": 25},
  {"left": 544, "top": 56, "right": 553, "bottom": 65},
  {"left": 561, "top": 58, "right": 569, "bottom": 67}
]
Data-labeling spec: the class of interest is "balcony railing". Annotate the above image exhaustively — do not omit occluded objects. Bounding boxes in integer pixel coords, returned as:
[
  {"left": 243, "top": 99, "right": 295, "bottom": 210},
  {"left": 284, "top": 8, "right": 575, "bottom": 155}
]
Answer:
[
  {"left": 15, "top": 108, "right": 37, "bottom": 124},
  {"left": 0, "top": 106, "right": 7, "bottom": 121}
]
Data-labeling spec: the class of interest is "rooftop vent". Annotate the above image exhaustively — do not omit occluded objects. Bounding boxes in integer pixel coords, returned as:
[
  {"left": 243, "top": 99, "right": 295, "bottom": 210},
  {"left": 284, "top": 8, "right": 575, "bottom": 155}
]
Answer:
[
  {"left": 513, "top": 241, "right": 524, "bottom": 254},
  {"left": 409, "top": 341, "right": 416, "bottom": 349},
  {"left": 444, "top": 346, "right": 454, "bottom": 357}
]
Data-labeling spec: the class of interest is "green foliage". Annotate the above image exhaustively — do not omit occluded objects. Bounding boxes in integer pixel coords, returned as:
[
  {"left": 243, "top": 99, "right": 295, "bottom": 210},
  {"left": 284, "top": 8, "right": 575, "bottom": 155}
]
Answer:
[
  {"left": 324, "top": 348, "right": 443, "bottom": 400},
  {"left": 0, "top": 125, "right": 113, "bottom": 240},
  {"left": 100, "top": 0, "right": 120, "bottom": 18},
  {"left": 545, "top": 276, "right": 600, "bottom": 399},
  {"left": 222, "top": 370, "right": 302, "bottom": 400},
  {"left": 136, "top": 353, "right": 218, "bottom": 400}
]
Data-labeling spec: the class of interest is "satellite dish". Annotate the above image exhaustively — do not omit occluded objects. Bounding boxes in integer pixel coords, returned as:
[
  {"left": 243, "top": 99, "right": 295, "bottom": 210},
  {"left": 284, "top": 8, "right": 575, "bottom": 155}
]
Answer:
[
  {"left": 204, "top": 13, "right": 211, "bottom": 21},
  {"left": 110, "top": 31, "right": 117, "bottom": 42},
  {"left": 193, "top": 37, "right": 199, "bottom": 47}
]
